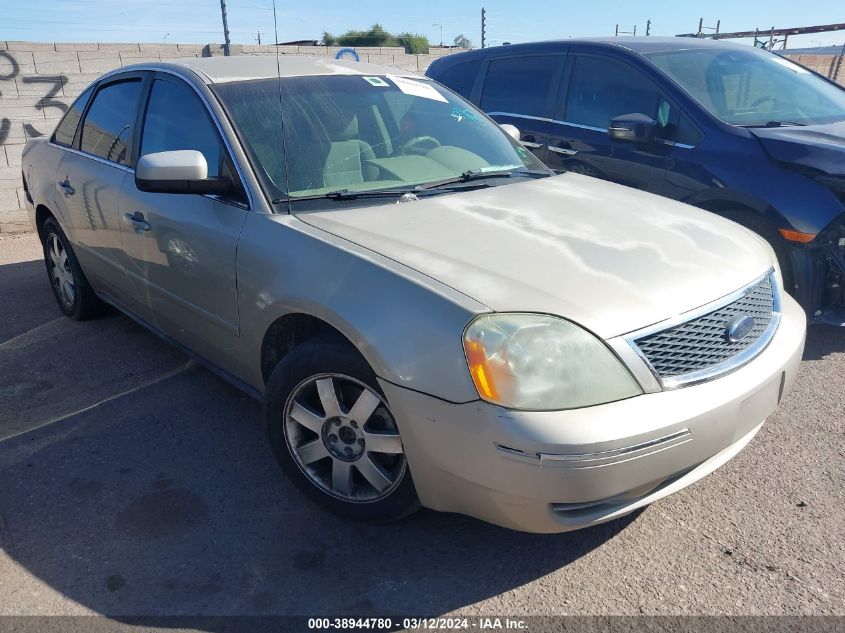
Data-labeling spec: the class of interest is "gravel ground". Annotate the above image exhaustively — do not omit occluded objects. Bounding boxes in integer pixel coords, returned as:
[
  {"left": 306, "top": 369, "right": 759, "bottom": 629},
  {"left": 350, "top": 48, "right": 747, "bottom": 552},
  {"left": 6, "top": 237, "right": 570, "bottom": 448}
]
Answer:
[{"left": 0, "top": 231, "right": 843, "bottom": 620}]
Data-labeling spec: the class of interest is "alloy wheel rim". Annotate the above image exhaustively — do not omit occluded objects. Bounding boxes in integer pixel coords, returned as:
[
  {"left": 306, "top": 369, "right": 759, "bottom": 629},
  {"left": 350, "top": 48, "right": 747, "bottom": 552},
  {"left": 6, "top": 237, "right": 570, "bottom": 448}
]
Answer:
[
  {"left": 283, "top": 373, "right": 406, "bottom": 503},
  {"left": 48, "top": 233, "right": 75, "bottom": 308}
]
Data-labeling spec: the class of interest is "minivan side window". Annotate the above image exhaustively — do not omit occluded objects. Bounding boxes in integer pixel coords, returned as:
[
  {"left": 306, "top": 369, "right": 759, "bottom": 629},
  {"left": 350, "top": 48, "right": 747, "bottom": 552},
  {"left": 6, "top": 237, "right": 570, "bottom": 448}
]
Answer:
[
  {"left": 53, "top": 84, "right": 95, "bottom": 148},
  {"left": 565, "top": 56, "right": 661, "bottom": 129},
  {"left": 481, "top": 55, "right": 559, "bottom": 118},
  {"left": 141, "top": 78, "right": 226, "bottom": 178},
  {"left": 80, "top": 79, "right": 142, "bottom": 166},
  {"left": 436, "top": 59, "right": 482, "bottom": 100}
]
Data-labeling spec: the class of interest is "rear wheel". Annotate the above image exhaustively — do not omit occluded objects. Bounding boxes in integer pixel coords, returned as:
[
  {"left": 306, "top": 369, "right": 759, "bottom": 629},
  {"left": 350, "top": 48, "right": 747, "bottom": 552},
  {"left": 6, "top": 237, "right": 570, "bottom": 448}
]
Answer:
[
  {"left": 265, "top": 337, "right": 419, "bottom": 522},
  {"left": 41, "top": 217, "right": 103, "bottom": 320}
]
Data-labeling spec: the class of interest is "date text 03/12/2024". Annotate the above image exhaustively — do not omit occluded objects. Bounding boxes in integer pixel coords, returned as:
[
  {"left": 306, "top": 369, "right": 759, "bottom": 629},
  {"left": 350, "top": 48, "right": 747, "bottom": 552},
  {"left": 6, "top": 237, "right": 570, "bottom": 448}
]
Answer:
[{"left": 307, "top": 617, "right": 528, "bottom": 630}]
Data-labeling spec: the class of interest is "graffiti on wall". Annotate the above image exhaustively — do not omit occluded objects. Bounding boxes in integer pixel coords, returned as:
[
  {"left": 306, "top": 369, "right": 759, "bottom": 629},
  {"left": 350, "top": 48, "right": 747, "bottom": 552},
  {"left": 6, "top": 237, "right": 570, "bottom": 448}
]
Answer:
[{"left": 0, "top": 51, "right": 69, "bottom": 146}]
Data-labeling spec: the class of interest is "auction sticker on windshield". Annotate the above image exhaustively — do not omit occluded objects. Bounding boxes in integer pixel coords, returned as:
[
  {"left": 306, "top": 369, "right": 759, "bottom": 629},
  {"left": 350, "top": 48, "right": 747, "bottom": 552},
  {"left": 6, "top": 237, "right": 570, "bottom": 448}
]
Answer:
[
  {"left": 388, "top": 74, "right": 448, "bottom": 102},
  {"left": 363, "top": 76, "right": 389, "bottom": 87}
]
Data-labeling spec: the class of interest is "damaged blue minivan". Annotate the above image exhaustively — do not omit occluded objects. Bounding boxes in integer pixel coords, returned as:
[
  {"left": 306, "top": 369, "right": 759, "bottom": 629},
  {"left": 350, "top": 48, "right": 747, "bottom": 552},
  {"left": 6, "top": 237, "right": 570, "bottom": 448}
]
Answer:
[{"left": 427, "top": 37, "right": 845, "bottom": 324}]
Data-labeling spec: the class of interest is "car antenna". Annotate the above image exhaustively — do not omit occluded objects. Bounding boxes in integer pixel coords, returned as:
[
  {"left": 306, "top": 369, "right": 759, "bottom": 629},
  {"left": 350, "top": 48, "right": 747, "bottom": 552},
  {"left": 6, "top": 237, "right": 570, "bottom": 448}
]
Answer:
[{"left": 272, "top": 0, "right": 292, "bottom": 212}]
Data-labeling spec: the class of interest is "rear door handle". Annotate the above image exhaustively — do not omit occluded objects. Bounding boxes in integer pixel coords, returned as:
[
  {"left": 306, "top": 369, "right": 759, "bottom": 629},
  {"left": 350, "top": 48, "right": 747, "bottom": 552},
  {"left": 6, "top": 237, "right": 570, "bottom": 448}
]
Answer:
[
  {"left": 123, "top": 212, "right": 150, "bottom": 232},
  {"left": 57, "top": 179, "right": 75, "bottom": 195},
  {"left": 520, "top": 135, "right": 543, "bottom": 149},
  {"left": 548, "top": 142, "right": 578, "bottom": 156}
]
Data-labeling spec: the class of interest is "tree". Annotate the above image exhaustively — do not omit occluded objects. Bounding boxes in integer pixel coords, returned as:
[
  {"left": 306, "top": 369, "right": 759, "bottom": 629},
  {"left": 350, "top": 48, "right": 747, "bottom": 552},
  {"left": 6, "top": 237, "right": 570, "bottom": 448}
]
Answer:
[
  {"left": 453, "top": 34, "right": 472, "bottom": 49},
  {"left": 322, "top": 24, "right": 430, "bottom": 53}
]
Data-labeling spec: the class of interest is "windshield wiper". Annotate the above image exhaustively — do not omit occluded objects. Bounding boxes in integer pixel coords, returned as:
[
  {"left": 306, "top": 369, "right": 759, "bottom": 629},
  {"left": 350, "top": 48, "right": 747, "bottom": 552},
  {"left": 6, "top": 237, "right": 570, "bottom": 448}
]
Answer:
[
  {"left": 741, "top": 120, "right": 806, "bottom": 128},
  {"left": 273, "top": 188, "right": 419, "bottom": 204},
  {"left": 415, "top": 168, "right": 550, "bottom": 191}
]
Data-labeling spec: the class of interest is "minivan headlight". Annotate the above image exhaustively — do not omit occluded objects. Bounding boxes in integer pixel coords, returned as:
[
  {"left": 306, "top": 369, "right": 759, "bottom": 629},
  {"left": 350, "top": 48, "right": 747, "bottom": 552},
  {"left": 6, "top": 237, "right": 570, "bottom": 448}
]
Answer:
[{"left": 463, "top": 313, "right": 642, "bottom": 410}]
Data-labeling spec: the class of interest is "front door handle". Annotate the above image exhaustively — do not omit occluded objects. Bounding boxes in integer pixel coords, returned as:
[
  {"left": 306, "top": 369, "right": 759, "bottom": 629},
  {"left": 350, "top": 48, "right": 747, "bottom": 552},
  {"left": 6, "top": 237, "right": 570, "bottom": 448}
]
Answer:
[
  {"left": 548, "top": 141, "right": 578, "bottom": 156},
  {"left": 123, "top": 212, "right": 150, "bottom": 232},
  {"left": 57, "top": 179, "right": 75, "bottom": 195},
  {"left": 520, "top": 135, "right": 543, "bottom": 149}
]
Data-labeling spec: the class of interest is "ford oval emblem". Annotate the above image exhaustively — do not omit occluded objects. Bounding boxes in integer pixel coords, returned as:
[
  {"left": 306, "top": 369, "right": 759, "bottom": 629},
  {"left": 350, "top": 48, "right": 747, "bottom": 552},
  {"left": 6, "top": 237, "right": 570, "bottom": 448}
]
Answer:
[{"left": 725, "top": 315, "right": 755, "bottom": 343}]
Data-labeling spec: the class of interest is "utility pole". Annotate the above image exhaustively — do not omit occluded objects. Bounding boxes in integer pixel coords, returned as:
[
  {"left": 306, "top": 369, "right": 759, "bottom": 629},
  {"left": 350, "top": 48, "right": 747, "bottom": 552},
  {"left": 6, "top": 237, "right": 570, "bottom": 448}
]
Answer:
[
  {"left": 256, "top": 31, "right": 262, "bottom": 45},
  {"left": 432, "top": 23, "right": 443, "bottom": 46},
  {"left": 646, "top": 20, "right": 651, "bottom": 36},
  {"left": 481, "top": 7, "right": 486, "bottom": 49},
  {"left": 219, "top": 0, "right": 232, "bottom": 56}
]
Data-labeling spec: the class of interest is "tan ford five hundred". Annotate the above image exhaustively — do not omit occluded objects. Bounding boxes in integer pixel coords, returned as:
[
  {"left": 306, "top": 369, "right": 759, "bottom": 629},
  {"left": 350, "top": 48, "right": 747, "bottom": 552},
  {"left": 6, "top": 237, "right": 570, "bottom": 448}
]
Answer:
[{"left": 21, "top": 56, "right": 806, "bottom": 533}]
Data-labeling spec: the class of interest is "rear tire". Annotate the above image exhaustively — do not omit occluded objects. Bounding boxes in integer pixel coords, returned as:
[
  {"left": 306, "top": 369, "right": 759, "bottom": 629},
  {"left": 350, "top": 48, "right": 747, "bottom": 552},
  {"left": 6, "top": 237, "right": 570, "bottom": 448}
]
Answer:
[
  {"left": 264, "top": 336, "right": 420, "bottom": 522},
  {"left": 41, "top": 217, "right": 103, "bottom": 320}
]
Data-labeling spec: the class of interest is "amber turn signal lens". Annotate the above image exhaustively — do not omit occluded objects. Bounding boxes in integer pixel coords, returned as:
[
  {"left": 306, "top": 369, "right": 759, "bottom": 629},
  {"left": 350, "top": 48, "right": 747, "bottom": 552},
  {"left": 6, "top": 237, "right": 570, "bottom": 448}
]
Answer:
[
  {"left": 464, "top": 340, "right": 499, "bottom": 400},
  {"left": 778, "top": 228, "right": 816, "bottom": 243}
]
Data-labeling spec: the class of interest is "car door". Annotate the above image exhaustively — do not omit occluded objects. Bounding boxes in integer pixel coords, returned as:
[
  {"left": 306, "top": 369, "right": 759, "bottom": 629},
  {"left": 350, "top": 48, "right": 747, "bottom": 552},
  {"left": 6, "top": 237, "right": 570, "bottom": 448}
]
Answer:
[
  {"left": 479, "top": 54, "right": 564, "bottom": 164},
  {"left": 118, "top": 73, "right": 249, "bottom": 369},
  {"left": 53, "top": 74, "right": 146, "bottom": 298},
  {"left": 547, "top": 53, "right": 669, "bottom": 192}
]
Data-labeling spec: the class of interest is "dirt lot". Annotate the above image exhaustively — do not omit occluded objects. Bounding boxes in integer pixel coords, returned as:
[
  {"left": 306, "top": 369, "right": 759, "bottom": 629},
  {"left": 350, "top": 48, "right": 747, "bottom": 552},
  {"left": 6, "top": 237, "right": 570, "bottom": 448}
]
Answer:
[{"left": 0, "top": 231, "right": 843, "bottom": 619}]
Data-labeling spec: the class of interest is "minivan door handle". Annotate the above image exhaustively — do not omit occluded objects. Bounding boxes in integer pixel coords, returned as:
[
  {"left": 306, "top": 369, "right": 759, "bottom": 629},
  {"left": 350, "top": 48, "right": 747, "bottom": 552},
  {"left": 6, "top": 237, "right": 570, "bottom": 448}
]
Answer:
[
  {"left": 520, "top": 135, "right": 543, "bottom": 149},
  {"left": 548, "top": 142, "right": 578, "bottom": 156},
  {"left": 57, "top": 179, "right": 75, "bottom": 196},
  {"left": 123, "top": 211, "right": 150, "bottom": 232}
]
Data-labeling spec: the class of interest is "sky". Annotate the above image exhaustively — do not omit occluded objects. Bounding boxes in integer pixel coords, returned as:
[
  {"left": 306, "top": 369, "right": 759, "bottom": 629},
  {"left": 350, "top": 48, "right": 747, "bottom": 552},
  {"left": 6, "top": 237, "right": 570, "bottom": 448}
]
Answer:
[{"left": 2, "top": 0, "right": 844, "bottom": 50}]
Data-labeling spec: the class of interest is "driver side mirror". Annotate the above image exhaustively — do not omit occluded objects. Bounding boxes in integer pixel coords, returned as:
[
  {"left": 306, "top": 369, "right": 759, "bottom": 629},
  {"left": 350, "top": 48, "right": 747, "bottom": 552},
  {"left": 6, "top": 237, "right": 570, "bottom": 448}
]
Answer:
[
  {"left": 499, "top": 123, "right": 521, "bottom": 142},
  {"left": 135, "top": 150, "right": 234, "bottom": 195},
  {"left": 608, "top": 114, "right": 657, "bottom": 147}
]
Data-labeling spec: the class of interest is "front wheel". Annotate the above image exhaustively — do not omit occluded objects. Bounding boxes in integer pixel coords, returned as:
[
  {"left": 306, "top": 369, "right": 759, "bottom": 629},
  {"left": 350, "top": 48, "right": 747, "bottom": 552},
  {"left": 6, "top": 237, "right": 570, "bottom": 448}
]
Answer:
[{"left": 265, "top": 338, "right": 419, "bottom": 522}]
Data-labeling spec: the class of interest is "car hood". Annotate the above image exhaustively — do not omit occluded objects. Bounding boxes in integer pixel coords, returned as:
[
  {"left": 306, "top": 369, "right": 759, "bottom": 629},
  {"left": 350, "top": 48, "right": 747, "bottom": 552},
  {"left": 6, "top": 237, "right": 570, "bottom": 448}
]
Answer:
[
  {"left": 298, "top": 173, "right": 775, "bottom": 339},
  {"left": 750, "top": 120, "right": 845, "bottom": 176}
]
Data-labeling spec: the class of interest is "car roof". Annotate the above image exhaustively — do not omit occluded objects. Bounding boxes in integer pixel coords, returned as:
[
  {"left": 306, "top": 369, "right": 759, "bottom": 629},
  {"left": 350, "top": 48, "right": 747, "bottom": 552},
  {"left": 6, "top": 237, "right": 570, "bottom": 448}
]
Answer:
[
  {"left": 428, "top": 36, "right": 760, "bottom": 70},
  {"left": 117, "top": 54, "right": 420, "bottom": 84}
]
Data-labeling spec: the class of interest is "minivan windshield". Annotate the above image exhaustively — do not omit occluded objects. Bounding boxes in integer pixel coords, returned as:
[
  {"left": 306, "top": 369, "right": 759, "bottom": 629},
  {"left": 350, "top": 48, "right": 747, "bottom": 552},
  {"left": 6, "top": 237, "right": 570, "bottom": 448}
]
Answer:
[
  {"left": 645, "top": 47, "right": 845, "bottom": 127},
  {"left": 213, "top": 74, "right": 547, "bottom": 203}
]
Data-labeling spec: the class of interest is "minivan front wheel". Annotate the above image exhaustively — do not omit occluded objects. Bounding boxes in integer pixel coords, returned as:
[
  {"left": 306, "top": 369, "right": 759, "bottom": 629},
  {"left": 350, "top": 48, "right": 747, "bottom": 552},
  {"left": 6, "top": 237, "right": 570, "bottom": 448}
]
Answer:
[{"left": 265, "top": 338, "right": 419, "bottom": 522}]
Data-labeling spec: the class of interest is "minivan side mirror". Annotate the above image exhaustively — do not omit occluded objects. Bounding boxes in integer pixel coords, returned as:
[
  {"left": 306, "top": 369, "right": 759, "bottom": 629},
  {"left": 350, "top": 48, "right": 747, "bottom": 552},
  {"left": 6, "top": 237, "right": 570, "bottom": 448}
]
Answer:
[
  {"left": 135, "top": 150, "right": 233, "bottom": 195},
  {"left": 499, "top": 123, "right": 521, "bottom": 142},
  {"left": 608, "top": 114, "right": 657, "bottom": 147}
]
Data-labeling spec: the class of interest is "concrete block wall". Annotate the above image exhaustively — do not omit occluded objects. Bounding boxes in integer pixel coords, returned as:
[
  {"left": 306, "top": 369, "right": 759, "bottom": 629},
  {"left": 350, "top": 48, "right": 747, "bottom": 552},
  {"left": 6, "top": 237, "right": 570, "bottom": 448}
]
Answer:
[{"left": 0, "top": 40, "right": 464, "bottom": 233}]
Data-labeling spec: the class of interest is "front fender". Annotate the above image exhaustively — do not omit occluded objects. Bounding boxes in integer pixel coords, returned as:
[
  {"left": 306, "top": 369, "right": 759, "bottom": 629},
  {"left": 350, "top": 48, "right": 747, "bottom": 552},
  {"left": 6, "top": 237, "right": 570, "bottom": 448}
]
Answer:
[{"left": 235, "top": 212, "right": 489, "bottom": 403}]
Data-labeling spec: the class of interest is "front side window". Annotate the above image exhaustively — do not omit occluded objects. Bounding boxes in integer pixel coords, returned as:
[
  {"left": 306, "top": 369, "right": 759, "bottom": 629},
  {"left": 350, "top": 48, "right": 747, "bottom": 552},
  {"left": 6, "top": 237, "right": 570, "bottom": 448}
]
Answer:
[
  {"left": 141, "top": 79, "right": 225, "bottom": 178},
  {"left": 645, "top": 48, "right": 845, "bottom": 126},
  {"left": 53, "top": 84, "right": 94, "bottom": 147},
  {"left": 435, "top": 59, "right": 482, "bottom": 100},
  {"left": 80, "top": 79, "right": 142, "bottom": 165},
  {"left": 481, "top": 55, "right": 559, "bottom": 117},
  {"left": 565, "top": 56, "right": 662, "bottom": 129},
  {"left": 214, "top": 74, "right": 547, "bottom": 203}
]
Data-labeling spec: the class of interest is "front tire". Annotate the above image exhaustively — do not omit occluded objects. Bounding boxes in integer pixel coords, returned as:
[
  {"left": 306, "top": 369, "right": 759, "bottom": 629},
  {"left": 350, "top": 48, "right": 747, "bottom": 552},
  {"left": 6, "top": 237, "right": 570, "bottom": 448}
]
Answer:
[
  {"left": 265, "top": 337, "right": 420, "bottom": 522},
  {"left": 41, "top": 217, "right": 102, "bottom": 320}
]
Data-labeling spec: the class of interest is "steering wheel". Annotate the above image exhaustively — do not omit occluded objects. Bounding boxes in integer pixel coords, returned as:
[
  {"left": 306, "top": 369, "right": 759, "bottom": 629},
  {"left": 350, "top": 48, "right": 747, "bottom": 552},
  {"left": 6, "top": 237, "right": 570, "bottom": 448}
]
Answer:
[
  {"left": 399, "top": 135, "right": 441, "bottom": 155},
  {"left": 750, "top": 95, "right": 777, "bottom": 109}
]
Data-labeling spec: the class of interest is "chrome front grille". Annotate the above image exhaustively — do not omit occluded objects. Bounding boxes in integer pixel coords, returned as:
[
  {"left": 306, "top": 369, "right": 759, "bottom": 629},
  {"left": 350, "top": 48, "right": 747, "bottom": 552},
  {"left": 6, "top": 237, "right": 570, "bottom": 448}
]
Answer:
[{"left": 629, "top": 271, "right": 781, "bottom": 388}]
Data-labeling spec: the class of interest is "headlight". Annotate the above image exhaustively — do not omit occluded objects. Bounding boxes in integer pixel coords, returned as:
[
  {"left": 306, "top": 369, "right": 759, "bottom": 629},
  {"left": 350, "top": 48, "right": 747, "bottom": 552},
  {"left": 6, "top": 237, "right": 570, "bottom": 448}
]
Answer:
[{"left": 463, "top": 313, "right": 642, "bottom": 410}]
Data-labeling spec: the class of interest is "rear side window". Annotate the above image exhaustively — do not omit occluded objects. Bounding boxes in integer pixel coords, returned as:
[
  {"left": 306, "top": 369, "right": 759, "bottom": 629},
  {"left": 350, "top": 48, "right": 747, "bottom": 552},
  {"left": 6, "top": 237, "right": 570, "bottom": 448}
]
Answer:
[
  {"left": 140, "top": 79, "right": 225, "bottom": 178},
  {"left": 481, "top": 55, "right": 559, "bottom": 117},
  {"left": 53, "top": 84, "right": 94, "bottom": 147},
  {"left": 434, "top": 59, "right": 482, "bottom": 100},
  {"left": 80, "top": 79, "right": 143, "bottom": 165},
  {"left": 565, "top": 56, "right": 661, "bottom": 129}
]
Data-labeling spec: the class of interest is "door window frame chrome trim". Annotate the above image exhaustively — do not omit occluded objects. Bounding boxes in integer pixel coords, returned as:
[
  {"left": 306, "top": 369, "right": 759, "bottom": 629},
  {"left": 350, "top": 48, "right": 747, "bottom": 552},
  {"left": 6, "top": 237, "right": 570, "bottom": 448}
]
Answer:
[
  {"left": 623, "top": 267, "right": 781, "bottom": 390},
  {"left": 487, "top": 111, "right": 699, "bottom": 149}
]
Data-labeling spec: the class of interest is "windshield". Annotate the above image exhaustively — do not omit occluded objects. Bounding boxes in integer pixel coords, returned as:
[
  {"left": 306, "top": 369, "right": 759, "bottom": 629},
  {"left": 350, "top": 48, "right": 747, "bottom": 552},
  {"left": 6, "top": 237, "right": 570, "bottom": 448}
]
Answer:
[
  {"left": 644, "top": 48, "right": 845, "bottom": 127},
  {"left": 213, "top": 74, "right": 546, "bottom": 203}
]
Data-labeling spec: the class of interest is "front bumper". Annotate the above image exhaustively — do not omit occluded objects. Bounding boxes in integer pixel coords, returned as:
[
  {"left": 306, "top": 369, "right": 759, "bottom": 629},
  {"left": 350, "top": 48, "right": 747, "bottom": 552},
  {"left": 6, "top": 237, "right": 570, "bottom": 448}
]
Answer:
[{"left": 381, "top": 295, "right": 806, "bottom": 533}]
